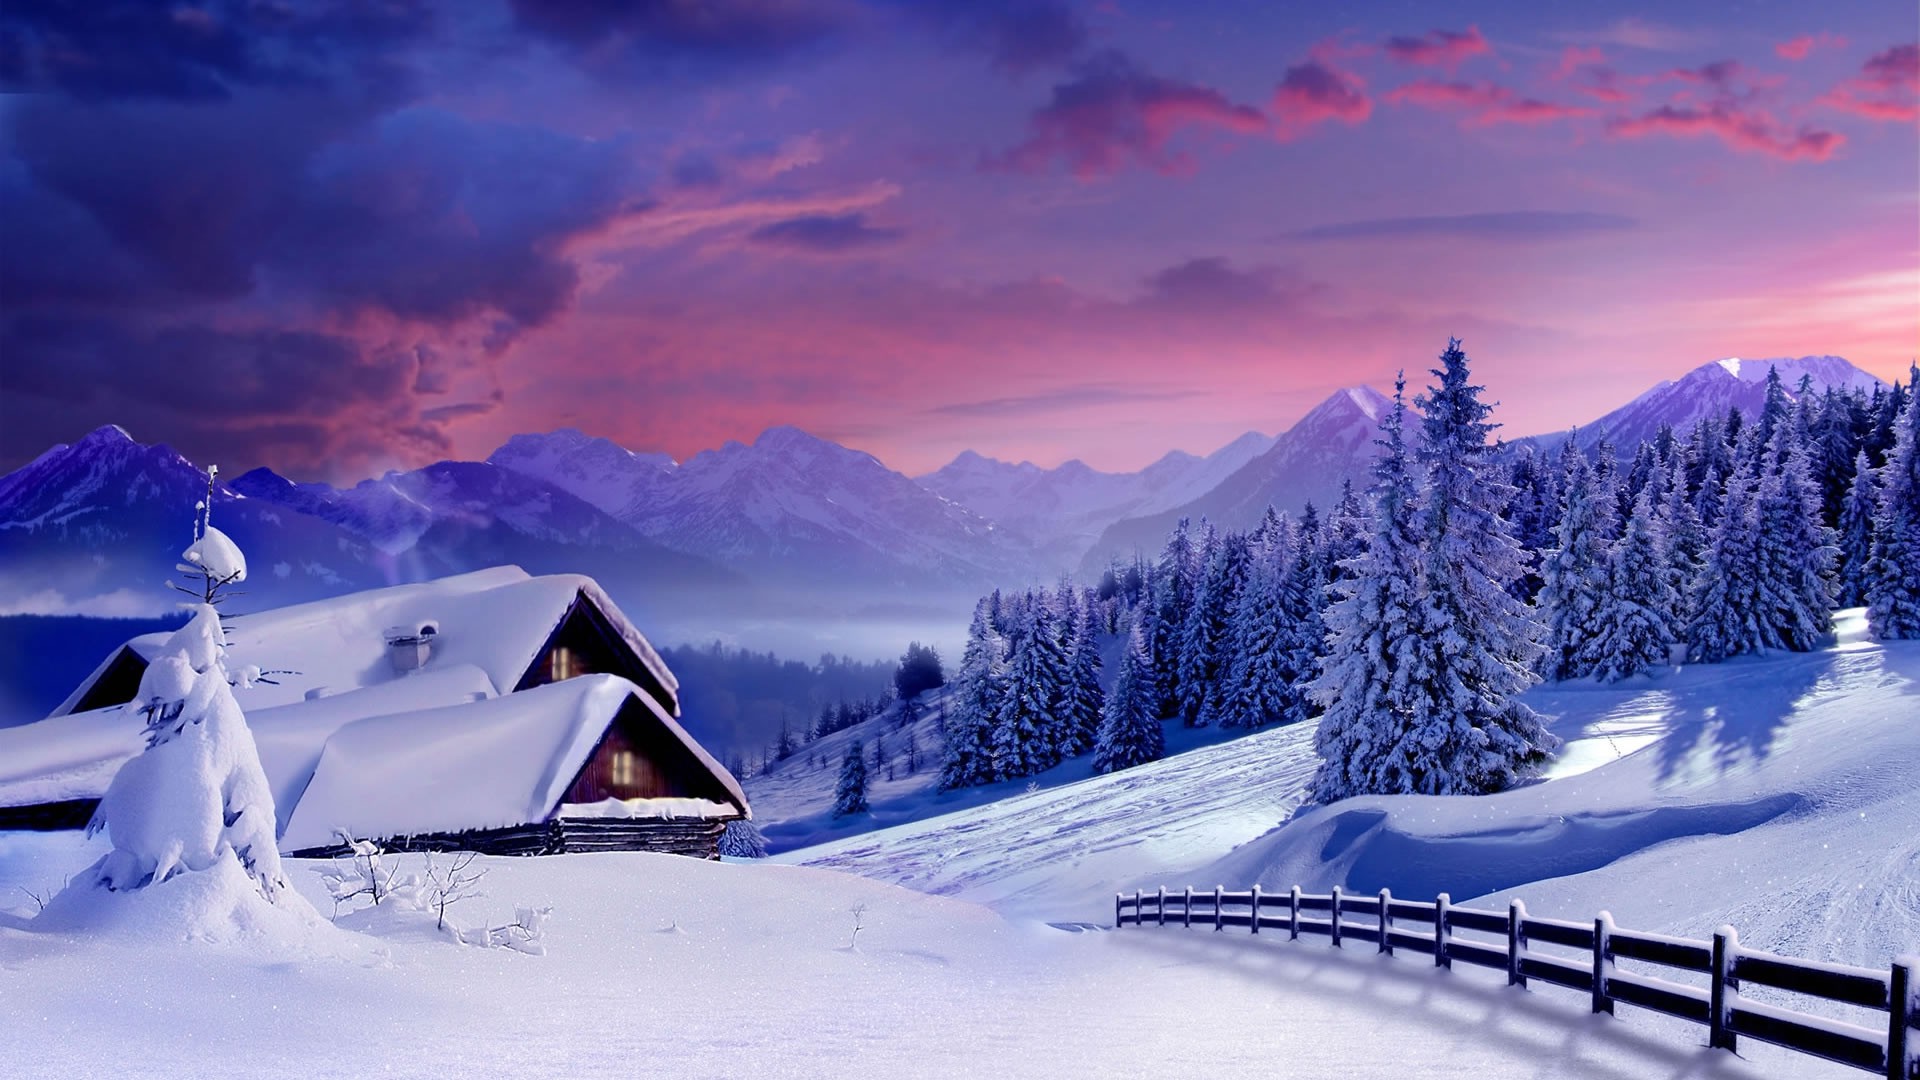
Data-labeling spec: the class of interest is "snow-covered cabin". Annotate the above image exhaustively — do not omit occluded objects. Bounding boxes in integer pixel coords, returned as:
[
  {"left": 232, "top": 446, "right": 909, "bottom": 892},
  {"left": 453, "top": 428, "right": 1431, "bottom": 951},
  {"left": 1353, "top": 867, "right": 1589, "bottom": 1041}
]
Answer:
[{"left": 0, "top": 567, "right": 749, "bottom": 858}]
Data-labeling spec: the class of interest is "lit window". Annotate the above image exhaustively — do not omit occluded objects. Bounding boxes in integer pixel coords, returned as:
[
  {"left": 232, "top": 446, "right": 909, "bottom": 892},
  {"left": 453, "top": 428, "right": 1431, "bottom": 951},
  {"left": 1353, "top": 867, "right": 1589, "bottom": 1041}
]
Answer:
[
  {"left": 550, "top": 647, "right": 579, "bottom": 682},
  {"left": 611, "top": 751, "right": 635, "bottom": 787}
]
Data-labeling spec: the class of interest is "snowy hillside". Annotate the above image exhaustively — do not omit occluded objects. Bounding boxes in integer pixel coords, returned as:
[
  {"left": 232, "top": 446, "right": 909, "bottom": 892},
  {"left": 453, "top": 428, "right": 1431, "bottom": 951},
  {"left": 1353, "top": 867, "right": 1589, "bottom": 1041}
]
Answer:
[
  {"left": 488, "top": 427, "right": 677, "bottom": 519},
  {"left": 1083, "top": 386, "right": 1389, "bottom": 569},
  {"left": 1526, "top": 355, "right": 1886, "bottom": 452},
  {"left": 781, "top": 611, "right": 1919, "bottom": 970}
]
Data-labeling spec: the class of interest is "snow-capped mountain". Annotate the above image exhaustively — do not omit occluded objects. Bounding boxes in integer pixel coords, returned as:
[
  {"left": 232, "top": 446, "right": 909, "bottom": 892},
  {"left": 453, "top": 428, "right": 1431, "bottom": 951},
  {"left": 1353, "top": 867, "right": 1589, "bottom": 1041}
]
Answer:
[
  {"left": 916, "top": 431, "right": 1275, "bottom": 567},
  {"left": 0, "top": 425, "right": 387, "bottom": 615},
  {"left": 1527, "top": 355, "right": 1886, "bottom": 452},
  {"left": 487, "top": 428, "right": 677, "bottom": 519},
  {"left": 1081, "top": 386, "right": 1390, "bottom": 570}
]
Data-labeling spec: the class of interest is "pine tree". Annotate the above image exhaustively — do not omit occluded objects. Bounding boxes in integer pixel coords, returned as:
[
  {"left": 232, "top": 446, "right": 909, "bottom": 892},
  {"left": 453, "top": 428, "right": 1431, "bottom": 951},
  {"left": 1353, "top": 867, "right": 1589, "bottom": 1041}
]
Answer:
[
  {"left": 938, "top": 599, "right": 1005, "bottom": 790},
  {"left": 1093, "top": 620, "right": 1164, "bottom": 773},
  {"left": 1174, "top": 523, "right": 1229, "bottom": 726},
  {"left": 1751, "top": 429, "right": 1836, "bottom": 652},
  {"left": 1657, "top": 452, "right": 1706, "bottom": 640},
  {"left": 1215, "top": 533, "right": 1307, "bottom": 729},
  {"left": 1059, "top": 597, "right": 1105, "bottom": 757},
  {"left": 1834, "top": 450, "right": 1879, "bottom": 608},
  {"left": 1309, "top": 375, "right": 1433, "bottom": 802},
  {"left": 1866, "top": 372, "right": 1920, "bottom": 639},
  {"left": 992, "top": 598, "right": 1069, "bottom": 779},
  {"left": 832, "top": 741, "right": 869, "bottom": 816},
  {"left": 1404, "top": 339, "right": 1555, "bottom": 794},
  {"left": 1689, "top": 433, "right": 1765, "bottom": 662},
  {"left": 1149, "top": 520, "right": 1195, "bottom": 719},
  {"left": 1588, "top": 487, "right": 1676, "bottom": 681},
  {"left": 1536, "top": 443, "right": 1610, "bottom": 681}
]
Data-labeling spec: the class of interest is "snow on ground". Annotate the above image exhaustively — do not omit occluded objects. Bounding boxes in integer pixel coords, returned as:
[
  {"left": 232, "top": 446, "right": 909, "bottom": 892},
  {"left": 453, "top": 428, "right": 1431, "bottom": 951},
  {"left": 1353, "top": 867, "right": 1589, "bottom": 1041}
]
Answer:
[
  {"left": 0, "top": 831, "right": 1833, "bottom": 1080},
  {"left": 781, "top": 611, "right": 1919, "bottom": 969}
]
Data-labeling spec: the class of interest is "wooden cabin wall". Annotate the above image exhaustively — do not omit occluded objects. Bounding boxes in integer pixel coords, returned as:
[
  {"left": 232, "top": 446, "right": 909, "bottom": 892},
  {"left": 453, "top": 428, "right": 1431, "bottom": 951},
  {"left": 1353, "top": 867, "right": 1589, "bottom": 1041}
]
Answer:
[
  {"left": 518, "top": 596, "right": 679, "bottom": 715},
  {"left": 560, "top": 699, "right": 740, "bottom": 809}
]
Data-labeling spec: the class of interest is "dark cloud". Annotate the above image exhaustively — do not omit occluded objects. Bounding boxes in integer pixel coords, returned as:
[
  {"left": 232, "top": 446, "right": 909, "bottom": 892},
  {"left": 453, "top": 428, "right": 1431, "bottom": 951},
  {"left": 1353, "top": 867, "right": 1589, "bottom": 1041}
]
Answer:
[
  {"left": 925, "top": 383, "right": 1200, "bottom": 419},
  {"left": 1271, "top": 60, "right": 1371, "bottom": 138},
  {"left": 1288, "top": 211, "right": 1637, "bottom": 241},
  {"left": 0, "top": 0, "right": 434, "bottom": 102},
  {"left": 990, "top": 51, "right": 1268, "bottom": 178},
  {"left": 1820, "top": 43, "right": 1919, "bottom": 122},
  {"left": 747, "top": 212, "right": 905, "bottom": 253},
  {"left": 1140, "top": 257, "right": 1310, "bottom": 312},
  {"left": 1382, "top": 26, "right": 1491, "bottom": 69},
  {"left": 507, "top": 0, "right": 852, "bottom": 84},
  {"left": 904, "top": 0, "right": 1085, "bottom": 74}
]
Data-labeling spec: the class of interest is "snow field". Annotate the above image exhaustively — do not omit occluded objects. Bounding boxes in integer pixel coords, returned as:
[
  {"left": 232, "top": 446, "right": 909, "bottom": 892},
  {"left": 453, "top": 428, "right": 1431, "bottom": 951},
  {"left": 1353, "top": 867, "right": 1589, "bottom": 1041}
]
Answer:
[{"left": 0, "top": 833, "right": 1837, "bottom": 1079}]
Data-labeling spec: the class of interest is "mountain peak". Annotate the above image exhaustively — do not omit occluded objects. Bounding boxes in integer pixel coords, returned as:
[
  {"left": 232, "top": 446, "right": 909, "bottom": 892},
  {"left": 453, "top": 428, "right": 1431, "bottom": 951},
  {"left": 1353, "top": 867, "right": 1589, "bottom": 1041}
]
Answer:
[{"left": 78, "top": 424, "right": 134, "bottom": 448}]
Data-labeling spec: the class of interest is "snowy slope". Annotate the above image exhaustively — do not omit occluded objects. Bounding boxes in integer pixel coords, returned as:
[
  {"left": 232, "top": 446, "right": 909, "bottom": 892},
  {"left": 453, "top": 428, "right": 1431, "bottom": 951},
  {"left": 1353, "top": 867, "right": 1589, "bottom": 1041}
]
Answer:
[
  {"left": 781, "top": 612, "right": 1919, "bottom": 970},
  {"left": 0, "top": 835, "right": 1829, "bottom": 1079},
  {"left": 1523, "top": 355, "right": 1885, "bottom": 452},
  {"left": 1083, "top": 386, "right": 1389, "bottom": 569},
  {"left": 487, "top": 428, "right": 677, "bottom": 519}
]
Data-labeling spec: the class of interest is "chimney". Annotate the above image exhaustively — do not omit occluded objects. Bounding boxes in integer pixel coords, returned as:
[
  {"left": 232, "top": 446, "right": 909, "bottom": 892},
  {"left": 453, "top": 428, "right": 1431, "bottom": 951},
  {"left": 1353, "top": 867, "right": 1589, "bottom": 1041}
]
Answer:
[{"left": 385, "top": 621, "right": 438, "bottom": 674}]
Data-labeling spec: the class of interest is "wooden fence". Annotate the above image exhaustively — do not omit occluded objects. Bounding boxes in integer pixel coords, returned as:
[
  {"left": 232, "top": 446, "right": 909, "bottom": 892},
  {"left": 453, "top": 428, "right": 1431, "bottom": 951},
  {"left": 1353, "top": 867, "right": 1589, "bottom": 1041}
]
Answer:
[{"left": 1115, "top": 884, "right": 1916, "bottom": 1079}]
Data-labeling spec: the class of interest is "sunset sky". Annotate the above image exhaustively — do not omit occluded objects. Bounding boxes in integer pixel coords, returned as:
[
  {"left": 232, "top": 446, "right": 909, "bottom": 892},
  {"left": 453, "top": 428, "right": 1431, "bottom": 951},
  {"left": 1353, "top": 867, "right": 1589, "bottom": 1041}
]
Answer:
[{"left": 1, "top": 1, "right": 1914, "bottom": 483}]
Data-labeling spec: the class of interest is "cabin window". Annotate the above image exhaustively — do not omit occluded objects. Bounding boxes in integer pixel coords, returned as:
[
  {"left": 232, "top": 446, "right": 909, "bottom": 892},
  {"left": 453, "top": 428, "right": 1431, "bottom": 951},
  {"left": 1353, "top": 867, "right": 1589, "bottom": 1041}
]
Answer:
[
  {"left": 549, "top": 646, "right": 584, "bottom": 682},
  {"left": 611, "top": 751, "right": 636, "bottom": 788}
]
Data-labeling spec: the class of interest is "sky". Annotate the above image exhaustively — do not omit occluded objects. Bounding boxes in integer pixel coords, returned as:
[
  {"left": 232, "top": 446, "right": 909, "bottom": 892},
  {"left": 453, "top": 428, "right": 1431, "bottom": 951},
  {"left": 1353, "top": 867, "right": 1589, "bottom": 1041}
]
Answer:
[{"left": 0, "top": 0, "right": 1914, "bottom": 483}]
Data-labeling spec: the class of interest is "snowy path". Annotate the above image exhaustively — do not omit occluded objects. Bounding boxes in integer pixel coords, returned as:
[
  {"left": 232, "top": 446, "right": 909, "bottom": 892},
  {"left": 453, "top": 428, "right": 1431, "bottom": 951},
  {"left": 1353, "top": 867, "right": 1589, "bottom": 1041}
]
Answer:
[{"left": 0, "top": 840, "right": 1842, "bottom": 1079}]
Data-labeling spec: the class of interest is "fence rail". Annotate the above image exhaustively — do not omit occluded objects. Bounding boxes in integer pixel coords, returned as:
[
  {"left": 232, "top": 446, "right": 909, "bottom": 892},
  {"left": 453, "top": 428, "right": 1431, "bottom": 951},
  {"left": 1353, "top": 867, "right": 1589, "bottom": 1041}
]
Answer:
[{"left": 1114, "top": 884, "right": 1917, "bottom": 1079}]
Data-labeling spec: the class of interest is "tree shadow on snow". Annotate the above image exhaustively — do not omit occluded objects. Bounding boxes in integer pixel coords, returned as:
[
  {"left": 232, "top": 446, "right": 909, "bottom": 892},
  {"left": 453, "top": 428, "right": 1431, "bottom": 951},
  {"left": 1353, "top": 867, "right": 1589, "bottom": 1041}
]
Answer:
[{"left": 1643, "top": 650, "right": 1839, "bottom": 786}]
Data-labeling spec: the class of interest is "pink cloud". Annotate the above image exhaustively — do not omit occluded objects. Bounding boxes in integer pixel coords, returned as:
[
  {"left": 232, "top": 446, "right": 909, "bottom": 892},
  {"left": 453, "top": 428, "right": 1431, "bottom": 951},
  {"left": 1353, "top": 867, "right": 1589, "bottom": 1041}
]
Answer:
[
  {"left": 1387, "top": 80, "right": 1594, "bottom": 127},
  {"left": 1551, "top": 45, "right": 1606, "bottom": 81},
  {"left": 1820, "top": 43, "right": 1920, "bottom": 122},
  {"left": 1606, "top": 104, "right": 1845, "bottom": 161},
  {"left": 992, "top": 51, "right": 1269, "bottom": 179},
  {"left": 1382, "top": 26, "right": 1491, "bottom": 70},
  {"left": 1271, "top": 60, "right": 1371, "bottom": 139},
  {"left": 1776, "top": 33, "right": 1845, "bottom": 61}
]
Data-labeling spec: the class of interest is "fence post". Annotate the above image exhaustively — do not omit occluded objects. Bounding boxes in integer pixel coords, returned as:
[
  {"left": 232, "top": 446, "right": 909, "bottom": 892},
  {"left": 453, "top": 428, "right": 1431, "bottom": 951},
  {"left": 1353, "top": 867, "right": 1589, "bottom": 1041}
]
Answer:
[
  {"left": 1115, "top": 892, "right": 1123, "bottom": 929},
  {"left": 1890, "top": 956, "right": 1914, "bottom": 1080},
  {"left": 1214, "top": 885, "right": 1224, "bottom": 932},
  {"left": 1183, "top": 886, "right": 1192, "bottom": 929},
  {"left": 1157, "top": 886, "right": 1167, "bottom": 927},
  {"left": 1330, "top": 886, "right": 1343, "bottom": 949},
  {"left": 1508, "top": 899, "right": 1528, "bottom": 987},
  {"left": 1289, "top": 886, "right": 1301, "bottom": 941},
  {"left": 1134, "top": 889, "right": 1142, "bottom": 929},
  {"left": 1435, "top": 893, "right": 1451, "bottom": 970},
  {"left": 1710, "top": 926, "right": 1739, "bottom": 1052},
  {"left": 1592, "top": 912, "right": 1615, "bottom": 1015},
  {"left": 1379, "top": 888, "right": 1393, "bottom": 955},
  {"left": 1251, "top": 884, "right": 1261, "bottom": 935}
]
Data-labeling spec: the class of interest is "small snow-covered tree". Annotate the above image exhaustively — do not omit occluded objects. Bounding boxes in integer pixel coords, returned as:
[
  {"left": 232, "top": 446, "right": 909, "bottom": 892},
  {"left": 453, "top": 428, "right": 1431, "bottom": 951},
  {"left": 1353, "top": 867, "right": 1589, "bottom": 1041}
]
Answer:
[
  {"left": 1587, "top": 487, "right": 1676, "bottom": 682},
  {"left": 1175, "top": 524, "right": 1232, "bottom": 726},
  {"left": 1689, "top": 439, "right": 1764, "bottom": 662},
  {"left": 1093, "top": 621, "right": 1163, "bottom": 774},
  {"left": 1751, "top": 433, "right": 1836, "bottom": 652},
  {"left": 1866, "top": 374, "right": 1920, "bottom": 639},
  {"left": 832, "top": 742, "right": 870, "bottom": 817},
  {"left": 64, "top": 488, "right": 310, "bottom": 925},
  {"left": 939, "top": 599, "right": 1005, "bottom": 790}
]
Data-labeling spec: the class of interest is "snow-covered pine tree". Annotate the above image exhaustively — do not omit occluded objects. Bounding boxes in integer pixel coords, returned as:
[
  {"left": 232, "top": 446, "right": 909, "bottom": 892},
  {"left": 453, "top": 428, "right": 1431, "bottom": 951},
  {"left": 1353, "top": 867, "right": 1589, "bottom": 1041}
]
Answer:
[
  {"left": 67, "top": 476, "right": 308, "bottom": 922},
  {"left": 1284, "top": 509, "right": 1330, "bottom": 710},
  {"left": 1093, "top": 620, "right": 1164, "bottom": 773},
  {"left": 1587, "top": 486, "right": 1676, "bottom": 681},
  {"left": 832, "top": 741, "right": 869, "bottom": 816},
  {"left": 718, "top": 817, "right": 769, "bottom": 858},
  {"left": 938, "top": 598, "right": 1004, "bottom": 790},
  {"left": 1751, "top": 429, "right": 1836, "bottom": 652},
  {"left": 1309, "top": 375, "right": 1431, "bottom": 802},
  {"left": 1149, "top": 520, "right": 1195, "bottom": 719},
  {"left": 1866, "top": 371, "right": 1920, "bottom": 639},
  {"left": 1834, "top": 449, "right": 1879, "bottom": 608},
  {"left": 1059, "top": 595, "right": 1105, "bottom": 757},
  {"left": 1688, "top": 430, "right": 1765, "bottom": 662},
  {"left": 1175, "top": 524, "right": 1239, "bottom": 727},
  {"left": 1536, "top": 442, "right": 1610, "bottom": 681},
  {"left": 1214, "top": 527, "right": 1305, "bottom": 729},
  {"left": 1404, "top": 339, "right": 1554, "bottom": 794},
  {"left": 991, "top": 598, "right": 1069, "bottom": 779},
  {"left": 1657, "top": 451, "right": 1706, "bottom": 640}
]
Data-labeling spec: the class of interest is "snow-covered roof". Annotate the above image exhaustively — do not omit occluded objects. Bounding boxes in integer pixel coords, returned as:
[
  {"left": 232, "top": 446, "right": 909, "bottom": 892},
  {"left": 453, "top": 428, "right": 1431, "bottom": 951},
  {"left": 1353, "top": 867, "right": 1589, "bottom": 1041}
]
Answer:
[
  {"left": 50, "top": 566, "right": 678, "bottom": 720},
  {"left": 279, "top": 674, "right": 746, "bottom": 852}
]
